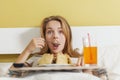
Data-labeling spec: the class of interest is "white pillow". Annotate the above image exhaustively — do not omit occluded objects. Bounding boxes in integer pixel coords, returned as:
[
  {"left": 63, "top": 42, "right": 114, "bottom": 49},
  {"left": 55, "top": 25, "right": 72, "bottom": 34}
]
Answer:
[{"left": 98, "top": 45, "right": 120, "bottom": 80}]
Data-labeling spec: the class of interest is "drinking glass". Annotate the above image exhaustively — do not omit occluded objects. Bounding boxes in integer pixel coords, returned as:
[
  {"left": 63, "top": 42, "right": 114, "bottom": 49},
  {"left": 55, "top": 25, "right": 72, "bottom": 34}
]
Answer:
[{"left": 83, "top": 33, "right": 97, "bottom": 66}]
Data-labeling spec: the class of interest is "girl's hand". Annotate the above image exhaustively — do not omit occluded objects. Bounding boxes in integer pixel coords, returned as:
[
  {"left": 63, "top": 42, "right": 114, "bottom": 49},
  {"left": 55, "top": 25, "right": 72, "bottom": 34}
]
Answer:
[
  {"left": 26, "top": 37, "right": 45, "bottom": 53},
  {"left": 76, "top": 56, "right": 93, "bottom": 75},
  {"left": 74, "top": 48, "right": 84, "bottom": 66},
  {"left": 14, "top": 37, "right": 45, "bottom": 63},
  {"left": 76, "top": 56, "right": 84, "bottom": 66}
]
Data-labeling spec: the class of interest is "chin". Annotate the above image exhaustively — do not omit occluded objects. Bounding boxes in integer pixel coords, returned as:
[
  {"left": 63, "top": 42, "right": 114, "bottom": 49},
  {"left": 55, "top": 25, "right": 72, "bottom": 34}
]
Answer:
[{"left": 52, "top": 50, "right": 62, "bottom": 54}]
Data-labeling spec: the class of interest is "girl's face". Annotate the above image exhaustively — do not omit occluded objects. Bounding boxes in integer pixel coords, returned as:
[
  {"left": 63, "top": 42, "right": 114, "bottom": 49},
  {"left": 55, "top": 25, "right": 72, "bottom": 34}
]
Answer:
[{"left": 45, "top": 20, "right": 66, "bottom": 54}]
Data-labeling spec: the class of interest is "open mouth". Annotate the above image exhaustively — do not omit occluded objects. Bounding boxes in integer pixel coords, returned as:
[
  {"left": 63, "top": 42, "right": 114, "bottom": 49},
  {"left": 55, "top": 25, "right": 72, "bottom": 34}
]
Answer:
[
  {"left": 52, "top": 43, "right": 60, "bottom": 47},
  {"left": 51, "top": 40, "right": 61, "bottom": 50}
]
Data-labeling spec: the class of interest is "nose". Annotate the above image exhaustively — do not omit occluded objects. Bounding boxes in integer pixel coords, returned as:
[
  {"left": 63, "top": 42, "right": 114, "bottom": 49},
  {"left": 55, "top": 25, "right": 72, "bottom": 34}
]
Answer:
[{"left": 53, "top": 31, "right": 59, "bottom": 39}]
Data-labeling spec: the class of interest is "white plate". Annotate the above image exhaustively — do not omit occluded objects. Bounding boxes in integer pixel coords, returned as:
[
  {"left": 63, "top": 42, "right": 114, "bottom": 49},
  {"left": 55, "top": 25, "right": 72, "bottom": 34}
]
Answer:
[{"left": 38, "top": 64, "right": 74, "bottom": 67}]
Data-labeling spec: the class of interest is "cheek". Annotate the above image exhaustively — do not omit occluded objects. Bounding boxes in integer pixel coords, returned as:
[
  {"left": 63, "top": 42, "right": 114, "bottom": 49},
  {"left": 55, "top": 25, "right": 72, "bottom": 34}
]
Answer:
[
  {"left": 61, "top": 36, "right": 66, "bottom": 43},
  {"left": 45, "top": 37, "right": 51, "bottom": 47},
  {"left": 45, "top": 35, "right": 52, "bottom": 44}
]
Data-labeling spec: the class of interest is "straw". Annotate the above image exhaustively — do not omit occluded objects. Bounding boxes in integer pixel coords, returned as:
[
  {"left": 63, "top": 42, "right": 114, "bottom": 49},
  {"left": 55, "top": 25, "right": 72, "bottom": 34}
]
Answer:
[
  {"left": 87, "top": 33, "right": 93, "bottom": 60},
  {"left": 82, "top": 37, "right": 85, "bottom": 47}
]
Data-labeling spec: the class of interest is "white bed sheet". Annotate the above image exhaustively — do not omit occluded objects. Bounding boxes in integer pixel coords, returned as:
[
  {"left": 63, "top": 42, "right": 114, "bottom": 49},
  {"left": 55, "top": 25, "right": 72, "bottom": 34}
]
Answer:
[
  {"left": 0, "top": 63, "right": 101, "bottom": 80},
  {"left": 0, "top": 72, "right": 100, "bottom": 80}
]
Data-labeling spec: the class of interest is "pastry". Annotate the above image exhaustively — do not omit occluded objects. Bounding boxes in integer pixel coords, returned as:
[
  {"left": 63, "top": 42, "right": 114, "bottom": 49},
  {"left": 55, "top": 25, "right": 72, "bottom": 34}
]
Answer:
[
  {"left": 38, "top": 53, "right": 72, "bottom": 65},
  {"left": 38, "top": 53, "right": 53, "bottom": 64},
  {"left": 56, "top": 53, "right": 69, "bottom": 64}
]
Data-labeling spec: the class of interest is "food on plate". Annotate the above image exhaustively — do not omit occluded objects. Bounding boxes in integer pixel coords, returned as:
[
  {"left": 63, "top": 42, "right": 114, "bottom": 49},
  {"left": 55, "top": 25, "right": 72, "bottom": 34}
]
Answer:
[{"left": 38, "top": 53, "right": 72, "bottom": 65}]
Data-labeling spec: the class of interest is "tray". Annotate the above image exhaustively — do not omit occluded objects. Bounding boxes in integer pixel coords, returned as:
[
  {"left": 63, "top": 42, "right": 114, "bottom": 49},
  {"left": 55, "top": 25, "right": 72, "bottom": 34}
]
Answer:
[{"left": 10, "top": 65, "right": 104, "bottom": 72}]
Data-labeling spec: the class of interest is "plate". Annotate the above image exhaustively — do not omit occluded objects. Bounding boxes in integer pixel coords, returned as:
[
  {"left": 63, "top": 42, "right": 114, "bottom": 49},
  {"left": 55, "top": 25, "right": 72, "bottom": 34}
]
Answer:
[{"left": 38, "top": 64, "right": 74, "bottom": 67}]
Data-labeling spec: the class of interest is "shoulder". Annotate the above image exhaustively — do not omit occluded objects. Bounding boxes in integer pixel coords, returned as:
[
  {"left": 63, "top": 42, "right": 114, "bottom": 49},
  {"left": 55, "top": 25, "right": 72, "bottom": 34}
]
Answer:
[{"left": 64, "top": 53, "right": 70, "bottom": 57}]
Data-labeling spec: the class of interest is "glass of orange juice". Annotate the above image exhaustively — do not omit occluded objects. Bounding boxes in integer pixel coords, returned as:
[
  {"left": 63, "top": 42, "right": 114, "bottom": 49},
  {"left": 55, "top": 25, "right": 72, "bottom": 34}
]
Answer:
[
  {"left": 83, "top": 46, "right": 97, "bottom": 64},
  {"left": 83, "top": 33, "right": 97, "bottom": 66}
]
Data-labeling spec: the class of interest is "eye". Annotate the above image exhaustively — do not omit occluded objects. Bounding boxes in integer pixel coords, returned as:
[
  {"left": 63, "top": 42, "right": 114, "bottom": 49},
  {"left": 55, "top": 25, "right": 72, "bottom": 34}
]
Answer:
[
  {"left": 46, "top": 30, "right": 53, "bottom": 34},
  {"left": 59, "top": 30, "right": 63, "bottom": 34}
]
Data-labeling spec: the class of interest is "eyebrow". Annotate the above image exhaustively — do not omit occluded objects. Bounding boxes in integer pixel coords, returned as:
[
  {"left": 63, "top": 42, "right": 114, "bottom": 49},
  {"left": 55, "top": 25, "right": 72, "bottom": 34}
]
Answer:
[
  {"left": 46, "top": 27, "right": 52, "bottom": 30},
  {"left": 46, "top": 27, "right": 62, "bottom": 30}
]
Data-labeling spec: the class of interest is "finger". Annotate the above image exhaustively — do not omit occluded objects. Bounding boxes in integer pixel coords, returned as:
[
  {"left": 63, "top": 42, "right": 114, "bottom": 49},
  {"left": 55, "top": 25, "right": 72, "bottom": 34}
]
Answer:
[
  {"left": 77, "top": 56, "right": 84, "bottom": 66},
  {"left": 36, "top": 43, "right": 45, "bottom": 48},
  {"left": 33, "top": 38, "right": 45, "bottom": 48},
  {"left": 36, "top": 39, "right": 45, "bottom": 47},
  {"left": 79, "top": 57, "right": 83, "bottom": 66},
  {"left": 35, "top": 37, "right": 45, "bottom": 42},
  {"left": 32, "top": 37, "right": 45, "bottom": 42},
  {"left": 81, "top": 57, "right": 84, "bottom": 66},
  {"left": 76, "top": 57, "right": 81, "bottom": 66},
  {"left": 35, "top": 38, "right": 45, "bottom": 44}
]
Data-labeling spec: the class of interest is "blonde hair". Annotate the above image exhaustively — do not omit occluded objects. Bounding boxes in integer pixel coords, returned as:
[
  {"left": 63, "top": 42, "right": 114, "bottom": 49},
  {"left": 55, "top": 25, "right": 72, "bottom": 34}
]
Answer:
[{"left": 40, "top": 16, "right": 79, "bottom": 57}]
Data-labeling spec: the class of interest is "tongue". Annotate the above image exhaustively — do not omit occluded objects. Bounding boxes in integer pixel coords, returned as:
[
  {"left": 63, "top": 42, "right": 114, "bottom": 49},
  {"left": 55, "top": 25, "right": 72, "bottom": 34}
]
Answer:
[{"left": 53, "top": 43, "right": 59, "bottom": 47}]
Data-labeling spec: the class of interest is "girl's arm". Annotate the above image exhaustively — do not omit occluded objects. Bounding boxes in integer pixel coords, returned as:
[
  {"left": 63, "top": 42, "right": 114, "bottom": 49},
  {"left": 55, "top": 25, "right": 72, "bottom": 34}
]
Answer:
[{"left": 11, "top": 38, "right": 45, "bottom": 67}]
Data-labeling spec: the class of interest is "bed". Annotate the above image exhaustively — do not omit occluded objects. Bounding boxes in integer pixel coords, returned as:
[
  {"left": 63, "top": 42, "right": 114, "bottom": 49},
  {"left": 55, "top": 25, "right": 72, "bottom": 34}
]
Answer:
[{"left": 0, "top": 26, "right": 120, "bottom": 80}]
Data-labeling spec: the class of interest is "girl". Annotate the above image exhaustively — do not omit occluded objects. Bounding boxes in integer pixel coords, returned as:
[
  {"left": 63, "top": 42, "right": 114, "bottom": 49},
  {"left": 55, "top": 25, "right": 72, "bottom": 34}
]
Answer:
[{"left": 12, "top": 15, "right": 81, "bottom": 67}]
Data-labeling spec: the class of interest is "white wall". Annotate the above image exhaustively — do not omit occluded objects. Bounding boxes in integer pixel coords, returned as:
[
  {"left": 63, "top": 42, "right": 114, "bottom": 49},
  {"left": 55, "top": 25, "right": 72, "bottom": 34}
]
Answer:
[
  {"left": 0, "top": 28, "right": 40, "bottom": 53},
  {"left": 0, "top": 26, "right": 120, "bottom": 54}
]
